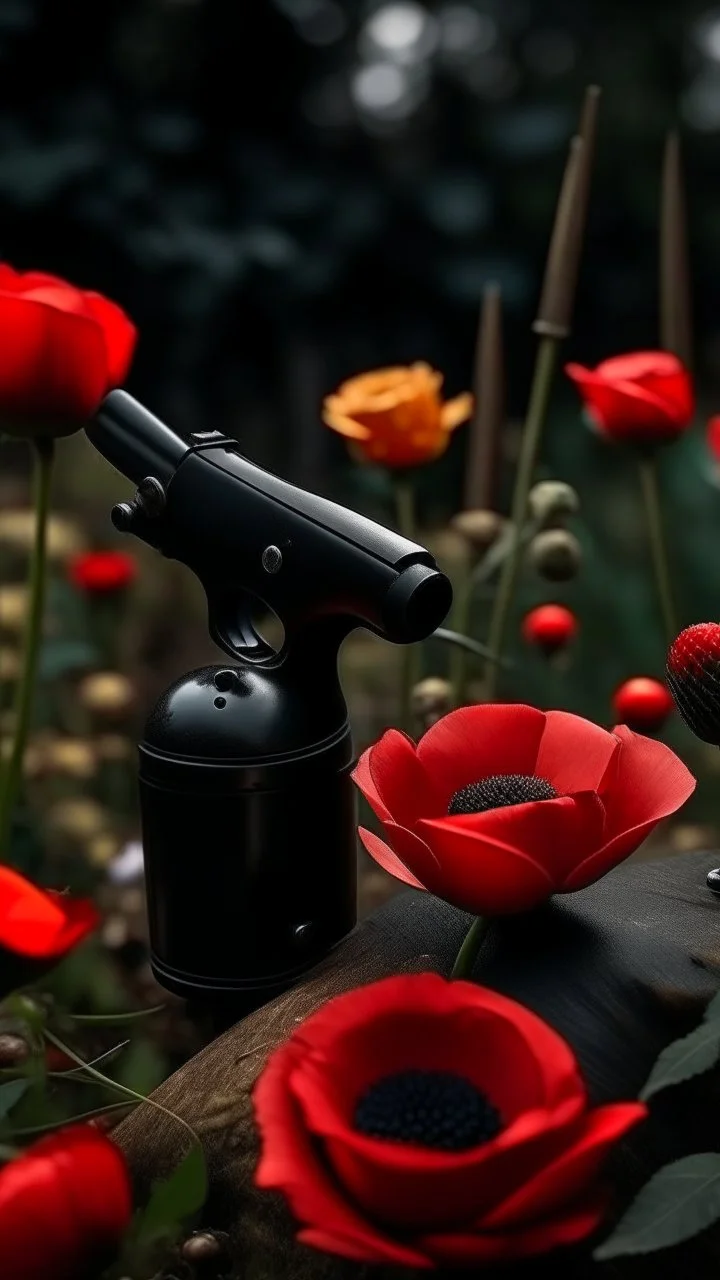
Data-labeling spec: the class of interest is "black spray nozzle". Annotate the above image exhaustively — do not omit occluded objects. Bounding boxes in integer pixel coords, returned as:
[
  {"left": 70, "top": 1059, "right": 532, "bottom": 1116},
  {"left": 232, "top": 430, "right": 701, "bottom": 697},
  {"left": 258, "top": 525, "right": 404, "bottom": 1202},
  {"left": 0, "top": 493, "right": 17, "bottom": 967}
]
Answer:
[{"left": 86, "top": 391, "right": 452, "bottom": 658}]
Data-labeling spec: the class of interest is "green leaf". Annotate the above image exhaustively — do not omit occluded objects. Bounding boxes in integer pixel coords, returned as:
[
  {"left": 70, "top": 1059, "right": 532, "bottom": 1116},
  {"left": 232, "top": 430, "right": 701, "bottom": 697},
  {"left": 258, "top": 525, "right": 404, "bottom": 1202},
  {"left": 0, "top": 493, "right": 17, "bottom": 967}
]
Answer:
[
  {"left": 0, "top": 1079, "right": 30, "bottom": 1119},
  {"left": 640, "top": 1020, "right": 720, "bottom": 1100},
  {"left": 703, "top": 989, "right": 720, "bottom": 1023},
  {"left": 38, "top": 639, "right": 98, "bottom": 681},
  {"left": 594, "top": 1154, "right": 720, "bottom": 1260},
  {"left": 133, "top": 1144, "right": 208, "bottom": 1245}
]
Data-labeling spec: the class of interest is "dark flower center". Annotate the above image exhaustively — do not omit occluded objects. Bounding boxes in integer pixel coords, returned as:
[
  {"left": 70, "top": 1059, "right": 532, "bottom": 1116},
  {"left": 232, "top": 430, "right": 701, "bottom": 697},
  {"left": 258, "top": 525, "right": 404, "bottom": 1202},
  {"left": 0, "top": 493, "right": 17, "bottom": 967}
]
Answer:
[
  {"left": 448, "top": 773, "right": 558, "bottom": 816},
  {"left": 354, "top": 1069, "right": 502, "bottom": 1150}
]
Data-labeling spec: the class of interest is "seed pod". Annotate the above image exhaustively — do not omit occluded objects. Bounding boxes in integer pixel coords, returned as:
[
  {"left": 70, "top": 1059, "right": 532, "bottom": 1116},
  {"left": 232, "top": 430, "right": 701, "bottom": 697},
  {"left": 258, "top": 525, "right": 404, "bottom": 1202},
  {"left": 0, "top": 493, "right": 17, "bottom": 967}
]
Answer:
[
  {"left": 528, "top": 480, "right": 580, "bottom": 526},
  {"left": 47, "top": 798, "right": 108, "bottom": 842},
  {"left": 79, "top": 672, "right": 135, "bottom": 718},
  {"left": 411, "top": 678, "right": 452, "bottom": 721},
  {"left": 528, "top": 529, "right": 582, "bottom": 581},
  {"left": 450, "top": 509, "right": 506, "bottom": 557},
  {"left": 0, "top": 1034, "right": 30, "bottom": 1067},
  {"left": 44, "top": 737, "right": 97, "bottom": 779},
  {"left": 0, "top": 586, "right": 28, "bottom": 633}
]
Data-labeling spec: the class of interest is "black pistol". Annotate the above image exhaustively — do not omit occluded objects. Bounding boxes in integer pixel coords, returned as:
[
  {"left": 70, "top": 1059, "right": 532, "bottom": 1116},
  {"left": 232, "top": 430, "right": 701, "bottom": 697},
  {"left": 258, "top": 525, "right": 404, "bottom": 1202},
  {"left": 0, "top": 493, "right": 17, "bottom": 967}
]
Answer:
[{"left": 86, "top": 390, "right": 452, "bottom": 1012}]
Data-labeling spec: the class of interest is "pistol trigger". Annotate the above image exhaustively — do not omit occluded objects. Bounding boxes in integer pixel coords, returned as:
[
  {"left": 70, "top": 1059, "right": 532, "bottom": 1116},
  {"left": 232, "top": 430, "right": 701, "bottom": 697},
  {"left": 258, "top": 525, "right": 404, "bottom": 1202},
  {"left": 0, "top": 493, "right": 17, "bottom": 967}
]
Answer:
[{"left": 207, "top": 590, "right": 276, "bottom": 664}]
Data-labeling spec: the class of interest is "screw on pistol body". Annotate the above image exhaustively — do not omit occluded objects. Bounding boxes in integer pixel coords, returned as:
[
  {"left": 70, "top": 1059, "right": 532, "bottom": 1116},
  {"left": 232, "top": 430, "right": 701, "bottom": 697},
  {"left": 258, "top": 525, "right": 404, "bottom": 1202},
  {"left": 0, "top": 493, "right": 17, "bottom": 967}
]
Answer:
[{"left": 261, "top": 545, "right": 283, "bottom": 574}]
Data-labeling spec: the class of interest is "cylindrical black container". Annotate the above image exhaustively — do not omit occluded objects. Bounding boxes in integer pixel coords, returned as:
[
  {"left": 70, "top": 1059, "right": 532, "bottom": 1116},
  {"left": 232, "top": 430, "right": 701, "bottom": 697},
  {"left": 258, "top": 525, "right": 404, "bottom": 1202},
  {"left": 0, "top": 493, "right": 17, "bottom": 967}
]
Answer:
[{"left": 137, "top": 661, "right": 357, "bottom": 1010}]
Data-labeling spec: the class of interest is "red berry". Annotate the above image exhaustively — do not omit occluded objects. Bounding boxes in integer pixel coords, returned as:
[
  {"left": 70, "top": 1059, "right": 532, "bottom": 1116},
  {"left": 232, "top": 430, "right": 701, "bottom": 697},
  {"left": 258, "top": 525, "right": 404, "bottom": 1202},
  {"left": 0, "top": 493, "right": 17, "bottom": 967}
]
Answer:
[
  {"left": 612, "top": 677, "right": 674, "bottom": 733},
  {"left": 667, "top": 622, "right": 720, "bottom": 745},
  {"left": 522, "top": 604, "right": 578, "bottom": 653}
]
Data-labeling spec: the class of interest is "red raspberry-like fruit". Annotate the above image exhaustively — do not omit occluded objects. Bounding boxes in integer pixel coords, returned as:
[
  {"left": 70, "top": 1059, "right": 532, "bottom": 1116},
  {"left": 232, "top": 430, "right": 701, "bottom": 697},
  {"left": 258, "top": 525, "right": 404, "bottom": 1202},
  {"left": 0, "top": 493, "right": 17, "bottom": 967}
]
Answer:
[{"left": 667, "top": 622, "right": 720, "bottom": 746}]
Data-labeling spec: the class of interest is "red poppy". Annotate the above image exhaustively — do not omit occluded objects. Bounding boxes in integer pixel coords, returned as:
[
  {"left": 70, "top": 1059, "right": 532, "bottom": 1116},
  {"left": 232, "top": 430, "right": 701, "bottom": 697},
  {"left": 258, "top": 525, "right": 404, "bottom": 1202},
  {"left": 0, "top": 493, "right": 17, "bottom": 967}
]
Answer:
[
  {"left": 611, "top": 678, "right": 674, "bottom": 733},
  {"left": 565, "top": 351, "right": 693, "bottom": 445},
  {"left": 0, "top": 264, "right": 136, "bottom": 436},
  {"left": 0, "top": 865, "right": 98, "bottom": 959},
  {"left": 69, "top": 550, "right": 136, "bottom": 593},
  {"left": 353, "top": 704, "right": 695, "bottom": 916},
  {"left": 522, "top": 604, "right": 578, "bottom": 653},
  {"left": 667, "top": 622, "right": 720, "bottom": 746},
  {"left": 254, "top": 973, "right": 646, "bottom": 1268},
  {"left": 0, "top": 1125, "right": 132, "bottom": 1280}
]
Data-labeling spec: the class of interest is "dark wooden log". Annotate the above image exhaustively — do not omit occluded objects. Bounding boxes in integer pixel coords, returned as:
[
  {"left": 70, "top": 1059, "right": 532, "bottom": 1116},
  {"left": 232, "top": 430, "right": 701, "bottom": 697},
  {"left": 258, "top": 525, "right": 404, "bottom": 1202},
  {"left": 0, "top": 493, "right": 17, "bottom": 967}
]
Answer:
[{"left": 115, "top": 851, "right": 720, "bottom": 1278}]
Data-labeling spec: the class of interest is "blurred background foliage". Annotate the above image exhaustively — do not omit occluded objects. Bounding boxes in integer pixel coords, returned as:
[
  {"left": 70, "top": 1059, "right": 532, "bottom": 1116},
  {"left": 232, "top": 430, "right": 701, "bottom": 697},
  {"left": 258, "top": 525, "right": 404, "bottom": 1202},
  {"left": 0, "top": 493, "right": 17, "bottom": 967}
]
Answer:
[{"left": 4, "top": 0, "right": 720, "bottom": 864}]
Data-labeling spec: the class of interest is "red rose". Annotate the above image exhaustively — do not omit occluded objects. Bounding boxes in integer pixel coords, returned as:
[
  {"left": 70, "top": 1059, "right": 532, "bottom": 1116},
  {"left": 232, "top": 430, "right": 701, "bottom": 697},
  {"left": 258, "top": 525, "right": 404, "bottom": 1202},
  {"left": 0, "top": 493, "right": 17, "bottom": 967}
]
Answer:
[
  {"left": 565, "top": 351, "right": 693, "bottom": 445},
  {"left": 353, "top": 704, "right": 695, "bottom": 915},
  {"left": 0, "top": 865, "right": 98, "bottom": 959},
  {"left": 0, "top": 264, "right": 136, "bottom": 436},
  {"left": 253, "top": 973, "right": 646, "bottom": 1268},
  {"left": 0, "top": 1125, "right": 131, "bottom": 1279},
  {"left": 69, "top": 550, "right": 137, "bottom": 593}
]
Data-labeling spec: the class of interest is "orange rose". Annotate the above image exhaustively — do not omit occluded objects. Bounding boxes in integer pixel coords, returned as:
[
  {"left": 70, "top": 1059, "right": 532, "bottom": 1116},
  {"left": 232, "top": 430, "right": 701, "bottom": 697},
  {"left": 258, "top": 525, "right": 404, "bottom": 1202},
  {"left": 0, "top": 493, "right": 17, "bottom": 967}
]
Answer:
[{"left": 323, "top": 364, "right": 473, "bottom": 468}]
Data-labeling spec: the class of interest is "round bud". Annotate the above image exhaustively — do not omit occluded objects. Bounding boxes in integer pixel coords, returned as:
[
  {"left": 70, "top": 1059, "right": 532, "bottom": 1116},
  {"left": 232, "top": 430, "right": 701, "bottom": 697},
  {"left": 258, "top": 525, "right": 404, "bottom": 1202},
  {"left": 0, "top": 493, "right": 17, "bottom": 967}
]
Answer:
[
  {"left": 0, "top": 1034, "right": 30, "bottom": 1067},
  {"left": 44, "top": 737, "right": 97, "bottom": 779},
  {"left": 79, "top": 672, "right": 135, "bottom": 717},
  {"left": 449, "top": 509, "right": 506, "bottom": 556},
  {"left": 528, "top": 529, "right": 582, "bottom": 581},
  {"left": 181, "top": 1232, "right": 225, "bottom": 1264},
  {"left": 411, "top": 677, "right": 452, "bottom": 720},
  {"left": 667, "top": 622, "right": 720, "bottom": 746},
  {"left": 0, "top": 586, "right": 28, "bottom": 634},
  {"left": 522, "top": 604, "right": 578, "bottom": 654},
  {"left": 528, "top": 480, "right": 580, "bottom": 526},
  {"left": 612, "top": 677, "right": 674, "bottom": 733}
]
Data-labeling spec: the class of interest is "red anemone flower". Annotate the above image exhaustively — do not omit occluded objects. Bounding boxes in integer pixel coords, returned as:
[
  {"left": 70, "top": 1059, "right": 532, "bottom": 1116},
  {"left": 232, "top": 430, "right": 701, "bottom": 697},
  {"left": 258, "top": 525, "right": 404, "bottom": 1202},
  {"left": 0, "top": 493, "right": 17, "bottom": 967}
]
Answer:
[
  {"left": 0, "top": 1125, "right": 132, "bottom": 1280},
  {"left": 69, "top": 550, "right": 136, "bottom": 593},
  {"left": 0, "top": 865, "right": 98, "bottom": 959},
  {"left": 353, "top": 704, "right": 695, "bottom": 916},
  {"left": 254, "top": 973, "right": 646, "bottom": 1268},
  {"left": 565, "top": 351, "right": 693, "bottom": 445}
]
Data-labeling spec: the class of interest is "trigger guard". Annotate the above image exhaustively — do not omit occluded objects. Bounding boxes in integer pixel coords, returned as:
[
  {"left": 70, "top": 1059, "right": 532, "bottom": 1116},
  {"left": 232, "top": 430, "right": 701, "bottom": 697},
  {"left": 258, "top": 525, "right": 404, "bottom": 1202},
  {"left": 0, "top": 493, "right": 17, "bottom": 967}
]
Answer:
[{"left": 207, "top": 592, "right": 277, "bottom": 665}]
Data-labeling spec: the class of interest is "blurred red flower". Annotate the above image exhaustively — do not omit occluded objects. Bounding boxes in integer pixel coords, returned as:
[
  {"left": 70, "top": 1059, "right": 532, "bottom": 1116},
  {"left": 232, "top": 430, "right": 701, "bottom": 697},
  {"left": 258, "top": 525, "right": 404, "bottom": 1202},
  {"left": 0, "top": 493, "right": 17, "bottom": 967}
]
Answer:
[
  {"left": 565, "top": 351, "right": 693, "bottom": 445},
  {"left": 522, "top": 604, "right": 578, "bottom": 653},
  {"left": 0, "top": 1125, "right": 131, "bottom": 1280},
  {"left": 254, "top": 973, "right": 646, "bottom": 1268},
  {"left": 0, "top": 265, "right": 136, "bottom": 437},
  {"left": 707, "top": 416, "right": 720, "bottom": 467},
  {"left": 353, "top": 704, "right": 695, "bottom": 916},
  {"left": 69, "top": 550, "right": 137, "bottom": 593},
  {"left": 612, "top": 677, "right": 674, "bottom": 733},
  {"left": 0, "top": 865, "right": 98, "bottom": 959}
]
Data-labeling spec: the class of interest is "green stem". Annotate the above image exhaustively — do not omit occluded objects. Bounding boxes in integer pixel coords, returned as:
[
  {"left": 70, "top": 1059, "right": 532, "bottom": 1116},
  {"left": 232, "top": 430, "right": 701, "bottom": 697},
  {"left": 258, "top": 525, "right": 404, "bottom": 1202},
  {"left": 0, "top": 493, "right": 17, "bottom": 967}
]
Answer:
[
  {"left": 484, "top": 338, "right": 559, "bottom": 699},
  {"left": 451, "top": 916, "right": 489, "bottom": 980},
  {"left": 393, "top": 474, "right": 420, "bottom": 732},
  {"left": 448, "top": 562, "right": 473, "bottom": 708},
  {"left": 637, "top": 451, "right": 678, "bottom": 645},
  {"left": 0, "top": 439, "right": 54, "bottom": 852},
  {"left": 43, "top": 1028, "right": 200, "bottom": 1149}
]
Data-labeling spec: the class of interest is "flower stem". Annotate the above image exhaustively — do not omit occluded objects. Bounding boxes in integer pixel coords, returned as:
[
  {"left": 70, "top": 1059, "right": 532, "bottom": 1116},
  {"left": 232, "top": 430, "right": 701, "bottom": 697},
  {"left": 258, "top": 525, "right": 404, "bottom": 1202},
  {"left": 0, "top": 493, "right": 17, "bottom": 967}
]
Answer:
[
  {"left": 484, "top": 337, "right": 558, "bottom": 699},
  {"left": 393, "top": 474, "right": 420, "bottom": 732},
  {"left": 451, "top": 916, "right": 489, "bottom": 980},
  {"left": 0, "top": 438, "right": 54, "bottom": 853},
  {"left": 637, "top": 451, "right": 678, "bottom": 645},
  {"left": 448, "top": 561, "right": 473, "bottom": 708}
]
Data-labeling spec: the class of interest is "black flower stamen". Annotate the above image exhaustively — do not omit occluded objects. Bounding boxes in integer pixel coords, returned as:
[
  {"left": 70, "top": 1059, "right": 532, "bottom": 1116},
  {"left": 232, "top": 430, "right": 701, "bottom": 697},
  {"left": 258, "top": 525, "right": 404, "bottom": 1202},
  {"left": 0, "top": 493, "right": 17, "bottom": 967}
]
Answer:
[
  {"left": 354, "top": 1069, "right": 502, "bottom": 1150},
  {"left": 448, "top": 773, "right": 557, "bottom": 816}
]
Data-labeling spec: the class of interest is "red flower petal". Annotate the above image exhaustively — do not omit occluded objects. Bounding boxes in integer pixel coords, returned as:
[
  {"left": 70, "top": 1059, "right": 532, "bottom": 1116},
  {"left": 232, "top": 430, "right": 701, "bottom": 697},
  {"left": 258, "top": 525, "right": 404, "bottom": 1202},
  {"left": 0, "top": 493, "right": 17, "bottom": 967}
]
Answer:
[
  {"left": 417, "top": 793, "right": 605, "bottom": 913},
  {"left": 595, "top": 351, "right": 693, "bottom": 421},
  {"left": 418, "top": 1194, "right": 608, "bottom": 1266},
  {"left": 416, "top": 704, "right": 547, "bottom": 809},
  {"left": 535, "top": 711, "right": 619, "bottom": 793},
  {"left": 0, "top": 1125, "right": 131, "bottom": 1280},
  {"left": 558, "top": 726, "right": 696, "bottom": 893},
  {"left": 357, "top": 827, "right": 428, "bottom": 890},
  {"left": 366, "top": 729, "right": 441, "bottom": 825},
  {"left": 480, "top": 1101, "right": 647, "bottom": 1231},
  {"left": 253, "top": 1037, "right": 430, "bottom": 1268},
  {"left": 566, "top": 365, "right": 686, "bottom": 438},
  {"left": 0, "top": 866, "right": 98, "bottom": 958},
  {"left": 0, "top": 295, "right": 109, "bottom": 420},
  {"left": 352, "top": 746, "right": 392, "bottom": 821},
  {"left": 82, "top": 292, "right": 137, "bottom": 387}
]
